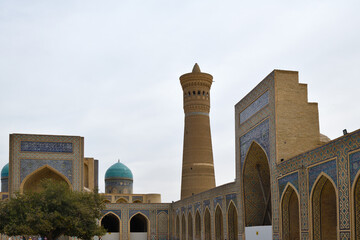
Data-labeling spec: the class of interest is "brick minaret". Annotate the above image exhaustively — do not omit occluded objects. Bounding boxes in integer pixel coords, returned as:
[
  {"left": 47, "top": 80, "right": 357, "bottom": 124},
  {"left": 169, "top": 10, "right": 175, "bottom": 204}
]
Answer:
[{"left": 180, "top": 63, "right": 216, "bottom": 199}]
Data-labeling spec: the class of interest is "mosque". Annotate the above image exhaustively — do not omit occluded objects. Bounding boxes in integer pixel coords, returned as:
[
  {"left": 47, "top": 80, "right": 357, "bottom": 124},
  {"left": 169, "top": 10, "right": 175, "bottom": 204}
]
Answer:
[{"left": 1, "top": 64, "right": 360, "bottom": 240}]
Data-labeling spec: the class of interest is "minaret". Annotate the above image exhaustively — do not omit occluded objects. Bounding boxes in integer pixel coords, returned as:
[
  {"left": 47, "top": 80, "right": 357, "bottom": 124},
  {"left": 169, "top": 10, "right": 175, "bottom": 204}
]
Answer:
[{"left": 180, "top": 63, "right": 216, "bottom": 199}]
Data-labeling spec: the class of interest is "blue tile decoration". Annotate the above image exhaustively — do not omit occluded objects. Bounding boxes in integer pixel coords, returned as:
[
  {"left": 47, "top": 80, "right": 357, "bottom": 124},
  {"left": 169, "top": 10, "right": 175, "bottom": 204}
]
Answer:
[
  {"left": 21, "top": 141, "right": 73, "bottom": 153},
  {"left": 20, "top": 159, "right": 72, "bottom": 184},
  {"left": 188, "top": 205, "right": 192, "bottom": 212},
  {"left": 278, "top": 172, "right": 299, "bottom": 197},
  {"left": 203, "top": 199, "right": 210, "bottom": 209},
  {"left": 240, "top": 119, "right": 270, "bottom": 167},
  {"left": 349, "top": 151, "right": 360, "bottom": 185},
  {"left": 240, "top": 91, "right": 269, "bottom": 123},
  {"left": 226, "top": 193, "right": 237, "bottom": 208},
  {"left": 181, "top": 207, "right": 186, "bottom": 214},
  {"left": 129, "top": 209, "right": 150, "bottom": 218},
  {"left": 213, "top": 196, "right": 223, "bottom": 208},
  {"left": 2, "top": 194, "right": 8, "bottom": 200},
  {"left": 309, "top": 160, "right": 337, "bottom": 194},
  {"left": 157, "top": 210, "right": 168, "bottom": 215},
  {"left": 194, "top": 202, "right": 201, "bottom": 213},
  {"left": 101, "top": 210, "right": 121, "bottom": 218}
]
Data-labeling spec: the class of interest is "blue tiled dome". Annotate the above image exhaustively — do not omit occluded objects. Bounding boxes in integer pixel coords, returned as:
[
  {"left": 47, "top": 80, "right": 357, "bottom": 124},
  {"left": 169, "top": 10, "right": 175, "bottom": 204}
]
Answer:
[
  {"left": 105, "top": 161, "right": 133, "bottom": 180},
  {"left": 1, "top": 163, "right": 9, "bottom": 178}
]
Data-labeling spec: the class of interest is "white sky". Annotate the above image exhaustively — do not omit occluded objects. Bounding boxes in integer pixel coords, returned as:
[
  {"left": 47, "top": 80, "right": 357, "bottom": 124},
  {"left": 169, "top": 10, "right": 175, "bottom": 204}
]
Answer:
[{"left": 0, "top": 0, "right": 359, "bottom": 202}]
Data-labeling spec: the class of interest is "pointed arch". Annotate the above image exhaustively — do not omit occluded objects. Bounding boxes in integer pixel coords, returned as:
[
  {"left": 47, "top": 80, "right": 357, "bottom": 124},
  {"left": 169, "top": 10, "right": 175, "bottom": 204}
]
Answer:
[
  {"left": 310, "top": 173, "right": 338, "bottom": 240},
  {"left": 20, "top": 164, "right": 71, "bottom": 193},
  {"left": 227, "top": 201, "right": 238, "bottom": 240},
  {"left": 103, "top": 199, "right": 111, "bottom": 203},
  {"left": 188, "top": 211, "right": 193, "bottom": 240},
  {"left": 215, "top": 205, "right": 224, "bottom": 240},
  {"left": 280, "top": 183, "right": 300, "bottom": 240},
  {"left": 204, "top": 207, "right": 211, "bottom": 240},
  {"left": 195, "top": 210, "right": 201, "bottom": 240},
  {"left": 243, "top": 141, "right": 271, "bottom": 226},
  {"left": 352, "top": 169, "right": 360, "bottom": 239},
  {"left": 181, "top": 213, "right": 186, "bottom": 240},
  {"left": 129, "top": 212, "right": 150, "bottom": 240},
  {"left": 100, "top": 212, "right": 121, "bottom": 233}
]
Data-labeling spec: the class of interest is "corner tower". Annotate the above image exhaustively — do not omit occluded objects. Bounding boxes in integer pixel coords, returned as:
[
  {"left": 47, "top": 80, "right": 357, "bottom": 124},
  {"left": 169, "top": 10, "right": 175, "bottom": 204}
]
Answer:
[{"left": 180, "top": 63, "right": 216, "bottom": 199}]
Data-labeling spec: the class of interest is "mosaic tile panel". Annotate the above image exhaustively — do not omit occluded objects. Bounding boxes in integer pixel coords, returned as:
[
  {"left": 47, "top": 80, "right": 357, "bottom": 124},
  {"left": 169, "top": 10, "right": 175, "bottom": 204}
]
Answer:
[
  {"left": 226, "top": 193, "right": 237, "bottom": 208},
  {"left": 240, "top": 118, "right": 270, "bottom": 168},
  {"left": 157, "top": 210, "right": 168, "bottom": 215},
  {"left": 157, "top": 211, "right": 168, "bottom": 240},
  {"left": 203, "top": 199, "right": 210, "bottom": 209},
  {"left": 355, "top": 178, "right": 360, "bottom": 240},
  {"left": 129, "top": 209, "right": 150, "bottom": 218},
  {"left": 1, "top": 195, "right": 8, "bottom": 200},
  {"left": 276, "top": 131, "right": 360, "bottom": 231},
  {"left": 181, "top": 207, "right": 185, "bottom": 214},
  {"left": 21, "top": 141, "right": 73, "bottom": 153},
  {"left": 10, "top": 134, "right": 83, "bottom": 193},
  {"left": 194, "top": 202, "right": 201, "bottom": 213},
  {"left": 308, "top": 160, "right": 337, "bottom": 194},
  {"left": 339, "top": 231, "right": 350, "bottom": 240},
  {"left": 278, "top": 172, "right": 299, "bottom": 197},
  {"left": 240, "top": 91, "right": 269, "bottom": 124},
  {"left": 101, "top": 210, "right": 121, "bottom": 218},
  {"left": 301, "top": 232, "right": 309, "bottom": 240},
  {"left": 349, "top": 151, "right": 360, "bottom": 185},
  {"left": 20, "top": 159, "right": 72, "bottom": 184},
  {"left": 213, "top": 196, "right": 223, "bottom": 208}
]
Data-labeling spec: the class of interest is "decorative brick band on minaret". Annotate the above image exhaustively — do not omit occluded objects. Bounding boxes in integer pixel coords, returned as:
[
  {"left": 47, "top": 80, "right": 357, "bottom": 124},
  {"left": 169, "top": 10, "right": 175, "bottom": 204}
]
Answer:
[{"left": 180, "top": 63, "right": 216, "bottom": 199}]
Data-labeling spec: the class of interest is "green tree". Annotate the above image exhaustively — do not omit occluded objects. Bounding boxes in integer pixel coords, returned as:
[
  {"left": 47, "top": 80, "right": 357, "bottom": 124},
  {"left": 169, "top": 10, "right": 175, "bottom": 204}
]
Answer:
[{"left": 0, "top": 179, "right": 106, "bottom": 240}]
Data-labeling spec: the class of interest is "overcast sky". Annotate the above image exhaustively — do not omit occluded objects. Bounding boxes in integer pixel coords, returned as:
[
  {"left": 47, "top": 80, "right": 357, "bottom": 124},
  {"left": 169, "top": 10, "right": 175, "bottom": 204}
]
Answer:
[{"left": 1, "top": 1, "right": 359, "bottom": 202}]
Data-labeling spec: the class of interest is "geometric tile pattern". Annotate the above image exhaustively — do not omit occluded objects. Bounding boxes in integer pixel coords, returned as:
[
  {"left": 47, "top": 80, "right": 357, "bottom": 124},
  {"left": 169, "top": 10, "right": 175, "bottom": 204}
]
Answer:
[
  {"left": 308, "top": 160, "right": 337, "bottom": 194},
  {"left": 339, "top": 231, "right": 350, "bottom": 240},
  {"left": 129, "top": 209, "right": 149, "bottom": 219},
  {"left": 278, "top": 172, "right": 299, "bottom": 197},
  {"left": 225, "top": 193, "right": 237, "bottom": 209},
  {"left": 157, "top": 212, "right": 168, "bottom": 240},
  {"left": 101, "top": 210, "right": 121, "bottom": 218},
  {"left": 349, "top": 150, "right": 360, "bottom": 185},
  {"left": 355, "top": 177, "right": 360, "bottom": 240},
  {"left": 20, "top": 159, "right": 72, "bottom": 183},
  {"left": 240, "top": 118, "right": 270, "bottom": 168},
  {"left": 213, "top": 196, "right": 223, "bottom": 208},
  {"left": 277, "top": 130, "right": 360, "bottom": 231},
  {"left": 9, "top": 134, "right": 84, "bottom": 193},
  {"left": 240, "top": 90, "right": 269, "bottom": 124}
]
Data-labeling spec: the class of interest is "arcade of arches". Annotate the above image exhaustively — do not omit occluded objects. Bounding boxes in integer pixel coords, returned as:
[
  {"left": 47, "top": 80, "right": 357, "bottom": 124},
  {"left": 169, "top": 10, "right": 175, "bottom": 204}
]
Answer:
[{"left": 174, "top": 203, "right": 238, "bottom": 240}]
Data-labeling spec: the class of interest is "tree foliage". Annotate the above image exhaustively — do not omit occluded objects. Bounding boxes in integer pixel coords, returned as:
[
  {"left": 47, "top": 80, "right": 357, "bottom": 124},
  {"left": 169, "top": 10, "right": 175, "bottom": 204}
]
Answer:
[{"left": 0, "top": 179, "right": 106, "bottom": 240}]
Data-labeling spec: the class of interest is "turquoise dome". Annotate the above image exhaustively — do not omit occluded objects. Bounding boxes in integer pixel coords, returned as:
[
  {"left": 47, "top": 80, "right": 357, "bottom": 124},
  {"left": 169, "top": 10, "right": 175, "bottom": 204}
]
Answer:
[
  {"left": 105, "top": 162, "right": 133, "bottom": 180},
  {"left": 1, "top": 163, "right": 9, "bottom": 178}
]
